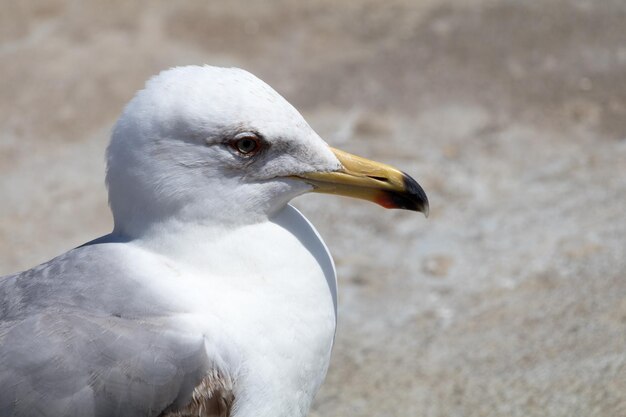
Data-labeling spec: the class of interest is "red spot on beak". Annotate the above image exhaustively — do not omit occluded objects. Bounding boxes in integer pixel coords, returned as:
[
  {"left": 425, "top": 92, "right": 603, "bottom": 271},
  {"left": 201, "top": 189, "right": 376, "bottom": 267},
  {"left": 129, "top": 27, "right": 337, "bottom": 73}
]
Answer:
[{"left": 375, "top": 193, "right": 396, "bottom": 209}]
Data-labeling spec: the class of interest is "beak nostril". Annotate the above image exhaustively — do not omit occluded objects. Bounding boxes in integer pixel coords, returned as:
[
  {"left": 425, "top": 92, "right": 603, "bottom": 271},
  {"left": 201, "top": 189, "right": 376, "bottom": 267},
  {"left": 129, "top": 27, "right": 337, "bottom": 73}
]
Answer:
[{"left": 369, "top": 176, "right": 390, "bottom": 183}]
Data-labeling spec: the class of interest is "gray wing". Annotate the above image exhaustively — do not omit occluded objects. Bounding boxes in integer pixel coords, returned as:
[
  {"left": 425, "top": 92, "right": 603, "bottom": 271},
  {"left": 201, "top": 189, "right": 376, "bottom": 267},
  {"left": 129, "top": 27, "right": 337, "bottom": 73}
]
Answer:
[{"left": 0, "top": 240, "right": 222, "bottom": 417}]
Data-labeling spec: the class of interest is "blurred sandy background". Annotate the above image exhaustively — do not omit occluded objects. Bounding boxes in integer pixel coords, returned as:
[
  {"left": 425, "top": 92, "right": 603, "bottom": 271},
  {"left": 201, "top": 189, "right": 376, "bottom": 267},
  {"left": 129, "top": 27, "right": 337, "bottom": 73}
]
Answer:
[{"left": 1, "top": 1, "right": 626, "bottom": 416}]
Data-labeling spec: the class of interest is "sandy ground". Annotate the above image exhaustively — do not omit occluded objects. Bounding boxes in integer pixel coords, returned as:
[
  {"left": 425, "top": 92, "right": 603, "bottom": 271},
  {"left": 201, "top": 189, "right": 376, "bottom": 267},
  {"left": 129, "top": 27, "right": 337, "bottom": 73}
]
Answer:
[{"left": 1, "top": 1, "right": 626, "bottom": 416}]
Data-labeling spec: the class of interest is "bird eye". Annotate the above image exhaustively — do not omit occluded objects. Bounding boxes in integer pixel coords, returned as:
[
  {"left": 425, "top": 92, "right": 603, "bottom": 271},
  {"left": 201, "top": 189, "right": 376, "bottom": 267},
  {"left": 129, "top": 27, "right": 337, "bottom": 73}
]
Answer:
[{"left": 231, "top": 134, "right": 262, "bottom": 156}]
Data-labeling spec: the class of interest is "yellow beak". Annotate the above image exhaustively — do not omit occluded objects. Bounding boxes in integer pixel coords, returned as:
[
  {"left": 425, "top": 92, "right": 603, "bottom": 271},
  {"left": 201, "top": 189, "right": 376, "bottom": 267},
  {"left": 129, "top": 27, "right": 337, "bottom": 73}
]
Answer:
[{"left": 295, "top": 147, "right": 429, "bottom": 216}]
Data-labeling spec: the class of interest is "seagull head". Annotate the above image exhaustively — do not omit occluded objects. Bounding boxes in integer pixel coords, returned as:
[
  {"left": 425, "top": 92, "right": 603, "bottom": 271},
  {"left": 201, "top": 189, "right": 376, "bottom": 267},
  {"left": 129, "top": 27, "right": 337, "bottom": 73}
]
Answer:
[{"left": 106, "top": 66, "right": 428, "bottom": 236}]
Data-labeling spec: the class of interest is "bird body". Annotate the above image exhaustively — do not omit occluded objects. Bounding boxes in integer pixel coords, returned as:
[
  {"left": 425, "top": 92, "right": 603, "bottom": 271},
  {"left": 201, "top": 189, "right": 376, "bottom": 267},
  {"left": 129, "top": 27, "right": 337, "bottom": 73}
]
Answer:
[
  {"left": 0, "top": 66, "right": 427, "bottom": 416},
  {"left": 1, "top": 205, "right": 335, "bottom": 417}
]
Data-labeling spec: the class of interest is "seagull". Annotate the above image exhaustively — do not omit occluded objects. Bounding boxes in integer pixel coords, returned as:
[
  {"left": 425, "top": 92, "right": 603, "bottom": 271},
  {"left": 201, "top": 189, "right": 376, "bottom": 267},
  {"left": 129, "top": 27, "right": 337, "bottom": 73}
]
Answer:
[{"left": 0, "top": 66, "right": 428, "bottom": 417}]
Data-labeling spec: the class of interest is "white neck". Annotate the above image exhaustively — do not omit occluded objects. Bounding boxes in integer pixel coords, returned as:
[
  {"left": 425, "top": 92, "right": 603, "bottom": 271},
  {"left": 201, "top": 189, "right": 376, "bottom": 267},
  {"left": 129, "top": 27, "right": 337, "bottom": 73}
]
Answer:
[{"left": 119, "top": 204, "right": 338, "bottom": 417}]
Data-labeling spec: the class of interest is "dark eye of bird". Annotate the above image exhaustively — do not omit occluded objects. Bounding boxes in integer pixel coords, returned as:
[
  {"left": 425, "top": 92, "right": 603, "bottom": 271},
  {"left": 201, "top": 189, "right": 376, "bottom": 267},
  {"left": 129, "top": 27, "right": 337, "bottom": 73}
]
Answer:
[{"left": 234, "top": 136, "right": 261, "bottom": 155}]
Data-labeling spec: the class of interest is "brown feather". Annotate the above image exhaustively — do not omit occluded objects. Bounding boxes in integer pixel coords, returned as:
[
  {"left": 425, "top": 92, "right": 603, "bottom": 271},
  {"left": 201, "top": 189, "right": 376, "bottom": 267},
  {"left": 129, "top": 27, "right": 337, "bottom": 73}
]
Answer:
[{"left": 160, "top": 370, "right": 234, "bottom": 417}]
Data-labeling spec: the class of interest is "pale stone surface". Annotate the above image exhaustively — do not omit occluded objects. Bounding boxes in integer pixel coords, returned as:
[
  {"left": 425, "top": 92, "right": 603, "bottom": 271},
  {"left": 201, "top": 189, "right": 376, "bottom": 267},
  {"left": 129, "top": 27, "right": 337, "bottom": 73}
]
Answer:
[{"left": 1, "top": 1, "right": 626, "bottom": 416}]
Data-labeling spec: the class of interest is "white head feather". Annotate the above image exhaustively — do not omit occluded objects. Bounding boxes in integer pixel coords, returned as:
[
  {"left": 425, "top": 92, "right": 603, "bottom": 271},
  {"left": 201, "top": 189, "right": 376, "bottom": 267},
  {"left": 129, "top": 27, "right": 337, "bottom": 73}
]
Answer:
[{"left": 106, "top": 66, "right": 340, "bottom": 237}]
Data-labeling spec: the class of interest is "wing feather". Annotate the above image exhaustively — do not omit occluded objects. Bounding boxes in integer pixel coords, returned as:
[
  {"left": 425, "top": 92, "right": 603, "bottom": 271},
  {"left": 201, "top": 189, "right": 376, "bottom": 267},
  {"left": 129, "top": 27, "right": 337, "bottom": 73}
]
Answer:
[{"left": 0, "top": 241, "right": 228, "bottom": 417}]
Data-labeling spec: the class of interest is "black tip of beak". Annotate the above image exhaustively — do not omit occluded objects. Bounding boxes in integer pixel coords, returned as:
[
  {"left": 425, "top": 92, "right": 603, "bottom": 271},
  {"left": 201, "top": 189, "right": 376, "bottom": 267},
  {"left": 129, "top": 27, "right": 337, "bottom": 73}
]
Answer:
[{"left": 387, "top": 172, "right": 430, "bottom": 217}]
